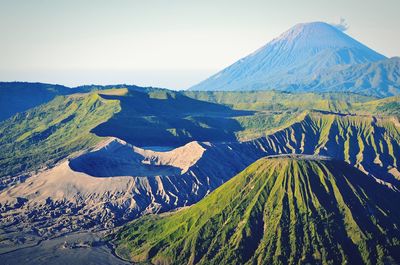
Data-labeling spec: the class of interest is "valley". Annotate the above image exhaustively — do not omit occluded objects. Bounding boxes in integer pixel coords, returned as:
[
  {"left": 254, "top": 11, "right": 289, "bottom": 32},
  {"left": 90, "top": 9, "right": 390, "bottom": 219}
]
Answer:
[{"left": 1, "top": 231, "right": 129, "bottom": 265}]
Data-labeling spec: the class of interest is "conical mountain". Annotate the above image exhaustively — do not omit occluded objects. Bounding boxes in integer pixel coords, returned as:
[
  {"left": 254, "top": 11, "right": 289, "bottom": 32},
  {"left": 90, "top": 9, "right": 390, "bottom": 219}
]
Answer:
[
  {"left": 114, "top": 156, "right": 400, "bottom": 265},
  {"left": 189, "top": 22, "right": 399, "bottom": 97}
]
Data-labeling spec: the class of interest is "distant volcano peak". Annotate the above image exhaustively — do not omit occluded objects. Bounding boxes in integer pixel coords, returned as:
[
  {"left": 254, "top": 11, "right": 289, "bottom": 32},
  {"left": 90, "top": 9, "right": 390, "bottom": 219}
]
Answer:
[
  {"left": 271, "top": 21, "right": 371, "bottom": 50},
  {"left": 189, "top": 21, "right": 399, "bottom": 96}
]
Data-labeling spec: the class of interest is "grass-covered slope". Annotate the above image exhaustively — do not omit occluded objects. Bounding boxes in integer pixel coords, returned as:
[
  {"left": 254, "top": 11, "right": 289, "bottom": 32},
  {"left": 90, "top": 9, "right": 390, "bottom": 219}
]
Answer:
[
  {"left": 0, "top": 88, "right": 251, "bottom": 181},
  {"left": 352, "top": 96, "right": 400, "bottom": 118},
  {"left": 0, "top": 82, "right": 169, "bottom": 122},
  {"left": 182, "top": 90, "right": 376, "bottom": 113},
  {"left": 114, "top": 156, "right": 400, "bottom": 265},
  {"left": 182, "top": 90, "right": 400, "bottom": 141},
  {"left": 0, "top": 92, "right": 120, "bottom": 182}
]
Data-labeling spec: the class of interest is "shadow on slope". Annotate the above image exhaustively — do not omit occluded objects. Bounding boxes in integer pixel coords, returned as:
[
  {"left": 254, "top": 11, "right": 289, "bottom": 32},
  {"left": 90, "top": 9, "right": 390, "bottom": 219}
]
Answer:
[
  {"left": 91, "top": 89, "right": 253, "bottom": 146},
  {"left": 0, "top": 82, "right": 71, "bottom": 122}
]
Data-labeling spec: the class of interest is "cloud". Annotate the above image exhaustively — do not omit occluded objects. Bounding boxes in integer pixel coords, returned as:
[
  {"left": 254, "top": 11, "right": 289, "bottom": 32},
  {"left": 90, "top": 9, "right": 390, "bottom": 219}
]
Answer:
[{"left": 330, "top": 18, "right": 349, "bottom": 32}]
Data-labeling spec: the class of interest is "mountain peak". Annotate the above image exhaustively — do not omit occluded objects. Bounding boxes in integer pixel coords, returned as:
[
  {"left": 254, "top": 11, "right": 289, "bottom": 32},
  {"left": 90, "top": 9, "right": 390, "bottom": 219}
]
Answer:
[
  {"left": 278, "top": 21, "right": 339, "bottom": 40},
  {"left": 189, "top": 21, "right": 393, "bottom": 95},
  {"left": 249, "top": 21, "right": 386, "bottom": 64},
  {"left": 272, "top": 21, "right": 366, "bottom": 50}
]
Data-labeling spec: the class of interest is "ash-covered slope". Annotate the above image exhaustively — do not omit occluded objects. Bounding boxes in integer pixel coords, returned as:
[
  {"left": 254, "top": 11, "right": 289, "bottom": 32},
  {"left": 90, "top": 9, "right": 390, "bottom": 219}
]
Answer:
[
  {"left": 0, "top": 137, "right": 263, "bottom": 240},
  {"left": 114, "top": 156, "right": 400, "bottom": 265},
  {"left": 189, "top": 22, "right": 399, "bottom": 97}
]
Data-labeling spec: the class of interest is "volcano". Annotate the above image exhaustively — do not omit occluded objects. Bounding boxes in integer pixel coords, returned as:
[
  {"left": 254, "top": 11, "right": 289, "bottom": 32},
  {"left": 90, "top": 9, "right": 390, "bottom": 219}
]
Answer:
[{"left": 190, "top": 22, "right": 400, "bottom": 97}]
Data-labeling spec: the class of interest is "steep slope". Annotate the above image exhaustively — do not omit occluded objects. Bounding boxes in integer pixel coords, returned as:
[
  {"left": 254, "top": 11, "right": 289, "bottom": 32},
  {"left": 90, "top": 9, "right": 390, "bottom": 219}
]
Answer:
[
  {"left": 189, "top": 22, "right": 399, "bottom": 97},
  {"left": 114, "top": 156, "right": 400, "bottom": 265},
  {"left": 253, "top": 112, "right": 400, "bottom": 185},
  {"left": 0, "top": 138, "right": 263, "bottom": 241}
]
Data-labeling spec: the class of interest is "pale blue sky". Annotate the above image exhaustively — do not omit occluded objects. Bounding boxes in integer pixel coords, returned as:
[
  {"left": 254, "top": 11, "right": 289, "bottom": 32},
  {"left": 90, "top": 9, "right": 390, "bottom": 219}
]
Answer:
[{"left": 0, "top": 0, "right": 399, "bottom": 89}]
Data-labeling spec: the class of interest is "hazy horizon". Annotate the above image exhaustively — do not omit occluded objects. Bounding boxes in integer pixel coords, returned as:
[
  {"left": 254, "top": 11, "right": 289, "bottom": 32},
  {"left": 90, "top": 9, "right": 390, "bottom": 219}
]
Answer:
[{"left": 1, "top": 0, "right": 399, "bottom": 89}]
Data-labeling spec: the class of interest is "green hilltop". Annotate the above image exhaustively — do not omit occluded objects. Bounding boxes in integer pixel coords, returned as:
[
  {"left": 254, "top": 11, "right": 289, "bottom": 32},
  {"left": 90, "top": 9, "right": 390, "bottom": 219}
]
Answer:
[{"left": 114, "top": 156, "right": 400, "bottom": 265}]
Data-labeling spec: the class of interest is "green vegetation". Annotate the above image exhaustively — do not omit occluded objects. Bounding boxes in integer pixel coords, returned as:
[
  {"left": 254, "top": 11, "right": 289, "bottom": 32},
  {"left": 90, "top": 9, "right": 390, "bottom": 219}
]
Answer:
[
  {"left": 0, "top": 92, "right": 120, "bottom": 179},
  {"left": 182, "top": 90, "right": 376, "bottom": 112},
  {"left": 183, "top": 91, "right": 400, "bottom": 140},
  {"left": 352, "top": 96, "right": 400, "bottom": 118},
  {"left": 1, "top": 87, "right": 399, "bottom": 181},
  {"left": 251, "top": 112, "right": 400, "bottom": 186},
  {"left": 234, "top": 111, "right": 306, "bottom": 140},
  {"left": 0, "top": 82, "right": 164, "bottom": 122},
  {"left": 114, "top": 157, "right": 400, "bottom": 265},
  {"left": 0, "top": 88, "right": 249, "bottom": 179}
]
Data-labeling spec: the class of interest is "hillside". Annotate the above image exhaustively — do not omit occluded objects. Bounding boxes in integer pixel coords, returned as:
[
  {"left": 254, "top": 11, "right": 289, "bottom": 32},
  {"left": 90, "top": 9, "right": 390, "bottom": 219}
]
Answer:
[
  {"left": 352, "top": 95, "right": 400, "bottom": 118},
  {"left": 183, "top": 90, "right": 399, "bottom": 141},
  {"left": 0, "top": 91, "right": 120, "bottom": 186},
  {"left": 189, "top": 22, "right": 399, "bottom": 97},
  {"left": 253, "top": 112, "right": 400, "bottom": 185},
  {"left": 0, "top": 88, "right": 251, "bottom": 183},
  {"left": 301, "top": 57, "right": 400, "bottom": 97},
  {"left": 114, "top": 156, "right": 400, "bottom": 265},
  {"left": 182, "top": 90, "right": 377, "bottom": 112},
  {"left": 0, "top": 82, "right": 71, "bottom": 121},
  {"left": 1, "top": 111, "right": 398, "bottom": 245},
  {"left": 0, "top": 82, "right": 170, "bottom": 122}
]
